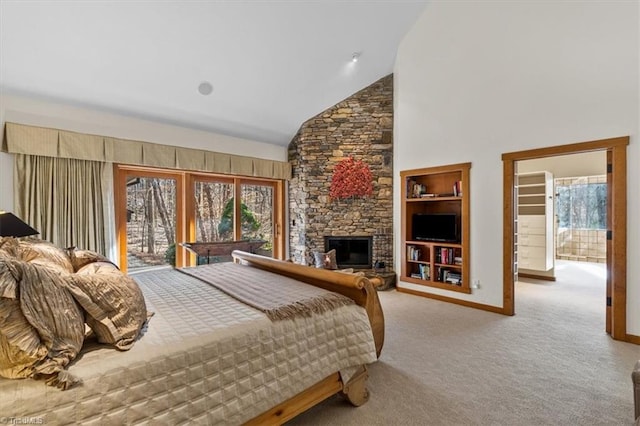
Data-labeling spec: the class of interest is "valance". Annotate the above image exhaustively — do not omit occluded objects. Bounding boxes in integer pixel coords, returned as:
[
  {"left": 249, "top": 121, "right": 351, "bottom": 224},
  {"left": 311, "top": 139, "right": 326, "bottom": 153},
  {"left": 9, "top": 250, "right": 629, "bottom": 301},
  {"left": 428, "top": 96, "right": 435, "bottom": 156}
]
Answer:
[{"left": 2, "top": 122, "right": 291, "bottom": 180}]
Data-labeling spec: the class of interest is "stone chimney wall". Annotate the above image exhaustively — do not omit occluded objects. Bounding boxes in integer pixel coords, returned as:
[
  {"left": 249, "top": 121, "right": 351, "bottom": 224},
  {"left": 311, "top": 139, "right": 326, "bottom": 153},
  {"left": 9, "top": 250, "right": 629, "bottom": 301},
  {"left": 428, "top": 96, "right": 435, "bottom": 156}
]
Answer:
[{"left": 288, "top": 74, "right": 393, "bottom": 267}]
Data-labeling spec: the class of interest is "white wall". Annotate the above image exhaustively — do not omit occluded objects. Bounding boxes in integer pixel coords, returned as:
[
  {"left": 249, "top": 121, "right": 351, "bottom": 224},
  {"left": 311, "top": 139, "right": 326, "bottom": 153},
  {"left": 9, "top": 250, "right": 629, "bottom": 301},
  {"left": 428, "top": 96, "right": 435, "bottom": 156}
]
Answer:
[
  {"left": 394, "top": 1, "right": 639, "bottom": 335},
  {"left": 0, "top": 93, "right": 288, "bottom": 211}
]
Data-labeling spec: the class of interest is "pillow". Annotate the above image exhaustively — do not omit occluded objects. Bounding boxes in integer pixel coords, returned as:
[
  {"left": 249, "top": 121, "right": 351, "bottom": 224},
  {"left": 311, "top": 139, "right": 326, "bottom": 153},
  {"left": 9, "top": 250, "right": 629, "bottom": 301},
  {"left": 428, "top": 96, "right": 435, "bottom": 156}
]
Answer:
[
  {"left": 0, "top": 256, "right": 84, "bottom": 389},
  {"left": 63, "top": 269, "right": 149, "bottom": 351},
  {"left": 66, "top": 247, "right": 114, "bottom": 272},
  {"left": 75, "top": 261, "right": 120, "bottom": 275},
  {"left": 16, "top": 239, "right": 74, "bottom": 275},
  {"left": 313, "top": 249, "right": 338, "bottom": 270}
]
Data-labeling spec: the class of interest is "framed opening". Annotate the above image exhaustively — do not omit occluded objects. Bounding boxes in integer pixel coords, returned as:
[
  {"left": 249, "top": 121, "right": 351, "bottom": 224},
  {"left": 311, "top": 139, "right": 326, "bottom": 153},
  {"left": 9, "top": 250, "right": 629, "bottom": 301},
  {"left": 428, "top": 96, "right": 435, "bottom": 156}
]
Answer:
[{"left": 502, "top": 136, "right": 628, "bottom": 341}]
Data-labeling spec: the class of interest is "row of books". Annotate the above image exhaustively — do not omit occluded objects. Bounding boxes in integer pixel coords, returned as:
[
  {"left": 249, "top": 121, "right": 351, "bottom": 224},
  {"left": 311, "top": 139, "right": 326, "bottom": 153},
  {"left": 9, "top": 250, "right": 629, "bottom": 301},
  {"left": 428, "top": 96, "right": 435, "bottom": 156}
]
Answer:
[
  {"left": 411, "top": 265, "right": 461, "bottom": 285},
  {"left": 438, "top": 268, "right": 462, "bottom": 285},
  {"left": 407, "top": 245, "right": 423, "bottom": 261},
  {"left": 410, "top": 263, "right": 430, "bottom": 280},
  {"left": 406, "top": 178, "right": 427, "bottom": 198},
  {"left": 409, "top": 245, "right": 463, "bottom": 265},
  {"left": 435, "top": 247, "right": 462, "bottom": 265},
  {"left": 406, "top": 177, "right": 463, "bottom": 199}
]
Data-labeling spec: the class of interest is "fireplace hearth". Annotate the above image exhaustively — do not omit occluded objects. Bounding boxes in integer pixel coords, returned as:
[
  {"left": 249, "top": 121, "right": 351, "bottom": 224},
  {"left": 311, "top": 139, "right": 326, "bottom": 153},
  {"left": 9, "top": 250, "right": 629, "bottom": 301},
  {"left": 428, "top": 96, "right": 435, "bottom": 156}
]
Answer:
[{"left": 325, "top": 236, "right": 372, "bottom": 270}]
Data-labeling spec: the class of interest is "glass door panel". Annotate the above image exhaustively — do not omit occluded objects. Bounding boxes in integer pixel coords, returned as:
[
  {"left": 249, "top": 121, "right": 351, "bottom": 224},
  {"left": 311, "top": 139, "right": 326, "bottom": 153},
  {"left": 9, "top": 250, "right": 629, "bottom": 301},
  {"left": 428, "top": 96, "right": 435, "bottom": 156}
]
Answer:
[
  {"left": 194, "top": 180, "right": 235, "bottom": 242},
  {"left": 192, "top": 179, "right": 234, "bottom": 264},
  {"left": 126, "top": 176, "right": 177, "bottom": 271},
  {"left": 241, "top": 183, "right": 274, "bottom": 257}
]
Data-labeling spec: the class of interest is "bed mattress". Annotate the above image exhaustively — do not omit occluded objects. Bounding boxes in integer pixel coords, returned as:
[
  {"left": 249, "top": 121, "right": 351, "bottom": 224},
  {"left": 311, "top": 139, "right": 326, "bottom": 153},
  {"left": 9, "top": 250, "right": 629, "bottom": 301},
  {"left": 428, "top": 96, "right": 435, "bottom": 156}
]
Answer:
[{"left": 0, "top": 266, "right": 377, "bottom": 425}]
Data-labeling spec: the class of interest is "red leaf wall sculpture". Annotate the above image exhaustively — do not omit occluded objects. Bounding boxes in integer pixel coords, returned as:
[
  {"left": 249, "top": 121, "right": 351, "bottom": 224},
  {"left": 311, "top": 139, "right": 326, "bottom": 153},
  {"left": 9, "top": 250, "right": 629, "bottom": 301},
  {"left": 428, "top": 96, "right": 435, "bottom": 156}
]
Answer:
[{"left": 329, "top": 157, "right": 373, "bottom": 199}]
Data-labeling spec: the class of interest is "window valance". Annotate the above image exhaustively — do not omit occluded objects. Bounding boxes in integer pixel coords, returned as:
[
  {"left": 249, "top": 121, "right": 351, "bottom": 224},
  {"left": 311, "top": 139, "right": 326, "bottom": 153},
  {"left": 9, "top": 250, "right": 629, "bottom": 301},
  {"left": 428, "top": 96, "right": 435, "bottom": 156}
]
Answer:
[{"left": 2, "top": 122, "right": 291, "bottom": 180}]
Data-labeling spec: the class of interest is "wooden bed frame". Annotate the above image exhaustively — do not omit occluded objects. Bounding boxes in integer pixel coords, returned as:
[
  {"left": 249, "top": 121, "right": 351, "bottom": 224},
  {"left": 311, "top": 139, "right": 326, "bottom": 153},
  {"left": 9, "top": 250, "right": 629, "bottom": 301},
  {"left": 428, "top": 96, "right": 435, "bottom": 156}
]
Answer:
[{"left": 232, "top": 250, "right": 385, "bottom": 425}]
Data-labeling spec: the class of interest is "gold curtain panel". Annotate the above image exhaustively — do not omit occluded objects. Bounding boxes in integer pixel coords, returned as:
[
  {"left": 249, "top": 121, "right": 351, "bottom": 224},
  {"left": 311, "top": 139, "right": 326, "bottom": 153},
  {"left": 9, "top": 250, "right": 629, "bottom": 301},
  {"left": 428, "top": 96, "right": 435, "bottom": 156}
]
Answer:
[{"left": 2, "top": 122, "right": 292, "bottom": 180}]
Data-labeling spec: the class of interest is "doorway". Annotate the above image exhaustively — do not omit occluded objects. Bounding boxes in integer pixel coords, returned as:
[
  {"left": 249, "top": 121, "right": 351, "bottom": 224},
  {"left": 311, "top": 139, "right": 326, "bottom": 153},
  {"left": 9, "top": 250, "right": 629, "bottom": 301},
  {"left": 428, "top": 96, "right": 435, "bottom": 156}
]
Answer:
[
  {"left": 515, "top": 153, "right": 608, "bottom": 334},
  {"left": 502, "top": 136, "right": 629, "bottom": 341},
  {"left": 125, "top": 174, "right": 179, "bottom": 271}
]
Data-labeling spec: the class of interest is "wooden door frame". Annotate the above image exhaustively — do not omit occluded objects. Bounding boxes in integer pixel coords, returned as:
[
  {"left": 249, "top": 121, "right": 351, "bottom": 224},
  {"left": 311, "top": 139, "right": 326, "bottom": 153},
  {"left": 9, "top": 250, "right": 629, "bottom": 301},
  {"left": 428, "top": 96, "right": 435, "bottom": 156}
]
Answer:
[{"left": 501, "top": 136, "right": 628, "bottom": 341}]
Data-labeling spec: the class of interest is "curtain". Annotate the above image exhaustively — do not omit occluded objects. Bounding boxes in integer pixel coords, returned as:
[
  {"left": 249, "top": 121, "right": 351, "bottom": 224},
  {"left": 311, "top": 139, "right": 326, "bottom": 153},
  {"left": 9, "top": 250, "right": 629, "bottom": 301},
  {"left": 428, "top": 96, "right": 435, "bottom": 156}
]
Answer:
[
  {"left": 4, "top": 122, "right": 292, "bottom": 180},
  {"left": 14, "top": 154, "right": 113, "bottom": 256}
]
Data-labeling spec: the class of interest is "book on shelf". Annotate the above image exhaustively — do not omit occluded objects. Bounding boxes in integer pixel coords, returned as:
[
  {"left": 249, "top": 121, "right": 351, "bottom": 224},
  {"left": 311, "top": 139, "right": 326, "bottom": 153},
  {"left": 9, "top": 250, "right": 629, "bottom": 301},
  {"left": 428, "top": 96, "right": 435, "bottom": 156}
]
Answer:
[
  {"left": 445, "top": 277, "right": 462, "bottom": 286},
  {"left": 436, "top": 247, "right": 457, "bottom": 265},
  {"left": 438, "top": 268, "right": 461, "bottom": 285},
  {"left": 410, "top": 263, "right": 430, "bottom": 280},
  {"left": 406, "top": 178, "right": 427, "bottom": 198},
  {"left": 452, "top": 180, "right": 462, "bottom": 197},
  {"left": 419, "top": 263, "right": 430, "bottom": 280},
  {"left": 407, "top": 245, "right": 422, "bottom": 261}
]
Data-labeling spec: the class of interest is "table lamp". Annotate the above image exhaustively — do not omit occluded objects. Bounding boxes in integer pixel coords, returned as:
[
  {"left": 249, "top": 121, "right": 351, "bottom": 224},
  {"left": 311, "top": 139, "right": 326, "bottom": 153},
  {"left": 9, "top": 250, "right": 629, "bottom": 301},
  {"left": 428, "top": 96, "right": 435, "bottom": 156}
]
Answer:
[{"left": 0, "top": 211, "right": 39, "bottom": 237}]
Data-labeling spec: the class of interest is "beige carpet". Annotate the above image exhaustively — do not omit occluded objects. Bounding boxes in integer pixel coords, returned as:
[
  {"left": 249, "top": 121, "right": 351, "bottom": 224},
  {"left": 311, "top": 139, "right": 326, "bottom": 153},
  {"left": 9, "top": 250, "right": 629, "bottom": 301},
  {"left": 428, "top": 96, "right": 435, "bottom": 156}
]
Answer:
[{"left": 289, "top": 261, "right": 639, "bottom": 425}]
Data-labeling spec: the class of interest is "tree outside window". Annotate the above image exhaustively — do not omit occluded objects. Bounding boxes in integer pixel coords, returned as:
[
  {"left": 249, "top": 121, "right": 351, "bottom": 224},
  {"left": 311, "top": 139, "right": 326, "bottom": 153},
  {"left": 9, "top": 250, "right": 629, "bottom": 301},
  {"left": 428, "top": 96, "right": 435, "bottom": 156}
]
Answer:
[{"left": 555, "top": 177, "right": 606, "bottom": 230}]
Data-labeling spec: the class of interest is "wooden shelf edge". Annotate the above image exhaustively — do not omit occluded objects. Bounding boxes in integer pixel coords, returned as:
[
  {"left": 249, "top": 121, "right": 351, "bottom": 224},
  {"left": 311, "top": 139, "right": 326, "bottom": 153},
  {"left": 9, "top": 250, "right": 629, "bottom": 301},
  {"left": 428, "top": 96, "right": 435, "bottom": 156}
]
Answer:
[
  {"left": 406, "top": 241, "right": 462, "bottom": 248},
  {"left": 402, "top": 276, "right": 471, "bottom": 294},
  {"left": 405, "top": 196, "right": 462, "bottom": 202},
  {"left": 435, "top": 263, "right": 462, "bottom": 268}
]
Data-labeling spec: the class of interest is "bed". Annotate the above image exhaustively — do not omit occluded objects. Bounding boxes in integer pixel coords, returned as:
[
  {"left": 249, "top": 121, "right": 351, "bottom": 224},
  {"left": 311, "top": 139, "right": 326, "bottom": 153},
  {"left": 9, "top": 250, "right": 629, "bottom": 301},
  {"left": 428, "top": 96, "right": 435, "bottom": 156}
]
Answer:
[{"left": 0, "top": 249, "right": 384, "bottom": 425}]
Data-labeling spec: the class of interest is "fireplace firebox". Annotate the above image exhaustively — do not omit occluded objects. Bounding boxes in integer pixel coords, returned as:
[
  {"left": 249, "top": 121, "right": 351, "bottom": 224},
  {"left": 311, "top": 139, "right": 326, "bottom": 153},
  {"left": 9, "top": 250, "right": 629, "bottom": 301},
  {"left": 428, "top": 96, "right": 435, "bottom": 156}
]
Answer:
[{"left": 324, "top": 236, "right": 372, "bottom": 269}]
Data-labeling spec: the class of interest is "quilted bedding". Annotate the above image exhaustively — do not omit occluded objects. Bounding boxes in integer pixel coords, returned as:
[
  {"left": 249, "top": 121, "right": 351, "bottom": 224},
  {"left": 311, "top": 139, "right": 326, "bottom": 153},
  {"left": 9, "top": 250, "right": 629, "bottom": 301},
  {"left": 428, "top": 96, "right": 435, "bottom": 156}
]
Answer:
[{"left": 0, "top": 266, "right": 377, "bottom": 425}]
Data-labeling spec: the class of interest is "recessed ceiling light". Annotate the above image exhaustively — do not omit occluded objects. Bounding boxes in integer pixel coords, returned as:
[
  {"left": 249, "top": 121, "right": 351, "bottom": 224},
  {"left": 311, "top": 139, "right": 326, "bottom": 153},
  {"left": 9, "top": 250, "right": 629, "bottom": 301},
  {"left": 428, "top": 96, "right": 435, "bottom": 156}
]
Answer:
[
  {"left": 352, "top": 52, "right": 361, "bottom": 63},
  {"left": 198, "top": 81, "right": 213, "bottom": 96}
]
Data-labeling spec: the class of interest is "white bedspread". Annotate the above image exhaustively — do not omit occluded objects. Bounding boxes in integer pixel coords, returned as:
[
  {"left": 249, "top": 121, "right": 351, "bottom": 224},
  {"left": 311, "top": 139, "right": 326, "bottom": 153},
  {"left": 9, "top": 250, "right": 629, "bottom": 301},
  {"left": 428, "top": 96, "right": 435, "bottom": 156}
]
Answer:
[{"left": 0, "top": 266, "right": 377, "bottom": 425}]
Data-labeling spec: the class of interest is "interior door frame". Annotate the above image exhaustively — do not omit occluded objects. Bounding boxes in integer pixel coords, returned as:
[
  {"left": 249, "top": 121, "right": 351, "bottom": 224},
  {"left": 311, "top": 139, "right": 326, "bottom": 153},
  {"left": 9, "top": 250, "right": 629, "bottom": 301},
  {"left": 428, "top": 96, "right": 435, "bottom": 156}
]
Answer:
[{"left": 501, "top": 136, "right": 629, "bottom": 341}]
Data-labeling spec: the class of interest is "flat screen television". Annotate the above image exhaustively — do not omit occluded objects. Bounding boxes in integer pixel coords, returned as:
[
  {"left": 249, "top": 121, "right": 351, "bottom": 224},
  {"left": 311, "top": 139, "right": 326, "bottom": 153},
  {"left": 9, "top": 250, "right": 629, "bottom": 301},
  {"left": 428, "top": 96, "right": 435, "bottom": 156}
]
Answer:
[{"left": 412, "top": 213, "right": 459, "bottom": 243}]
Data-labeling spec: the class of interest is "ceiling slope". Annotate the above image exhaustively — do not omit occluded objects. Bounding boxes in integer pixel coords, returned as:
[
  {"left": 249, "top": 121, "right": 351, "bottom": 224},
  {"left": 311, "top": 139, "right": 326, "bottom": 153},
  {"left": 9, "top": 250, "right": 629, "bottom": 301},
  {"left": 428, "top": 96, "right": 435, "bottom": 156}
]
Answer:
[{"left": 0, "top": 1, "right": 428, "bottom": 146}]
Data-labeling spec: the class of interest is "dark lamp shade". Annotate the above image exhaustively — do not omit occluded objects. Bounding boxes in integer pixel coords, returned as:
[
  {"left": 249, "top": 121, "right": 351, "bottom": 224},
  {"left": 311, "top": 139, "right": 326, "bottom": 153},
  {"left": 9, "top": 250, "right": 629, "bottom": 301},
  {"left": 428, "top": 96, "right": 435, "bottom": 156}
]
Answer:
[{"left": 0, "top": 212, "right": 39, "bottom": 237}]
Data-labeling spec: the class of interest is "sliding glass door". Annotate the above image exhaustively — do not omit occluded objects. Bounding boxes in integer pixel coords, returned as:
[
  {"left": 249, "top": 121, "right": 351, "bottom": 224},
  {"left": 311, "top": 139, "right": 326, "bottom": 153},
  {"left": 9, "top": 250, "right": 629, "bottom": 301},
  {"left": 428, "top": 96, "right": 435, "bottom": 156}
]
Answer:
[
  {"left": 240, "top": 182, "right": 275, "bottom": 257},
  {"left": 193, "top": 178, "right": 235, "bottom": 243},
  {"left": 115, "top": 165, "right": 284, "bottom": 271},
  {"left": 119, "top": 171, "right": 183, "bottom": 271}
]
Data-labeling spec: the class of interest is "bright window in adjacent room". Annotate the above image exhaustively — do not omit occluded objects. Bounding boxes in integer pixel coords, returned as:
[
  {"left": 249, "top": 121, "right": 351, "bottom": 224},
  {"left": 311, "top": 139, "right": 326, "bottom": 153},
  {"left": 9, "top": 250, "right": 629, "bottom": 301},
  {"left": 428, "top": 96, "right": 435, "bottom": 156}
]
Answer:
[{"left": 555, "top": 176, "right": 607, "bottom": 230}]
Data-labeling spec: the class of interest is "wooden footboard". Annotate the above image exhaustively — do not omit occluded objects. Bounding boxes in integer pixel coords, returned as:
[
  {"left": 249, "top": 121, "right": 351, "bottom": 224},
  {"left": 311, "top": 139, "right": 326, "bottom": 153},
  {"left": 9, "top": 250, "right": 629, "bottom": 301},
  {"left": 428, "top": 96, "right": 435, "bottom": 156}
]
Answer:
[
  {"left": 232, "top": 250, "right": 384, "bottom": 357},
  {"left": 233, "top": 251, "right": 385, "bottom": 425},
  {"left": 244, "top": 367, "right": 371, "bottom": 426}
]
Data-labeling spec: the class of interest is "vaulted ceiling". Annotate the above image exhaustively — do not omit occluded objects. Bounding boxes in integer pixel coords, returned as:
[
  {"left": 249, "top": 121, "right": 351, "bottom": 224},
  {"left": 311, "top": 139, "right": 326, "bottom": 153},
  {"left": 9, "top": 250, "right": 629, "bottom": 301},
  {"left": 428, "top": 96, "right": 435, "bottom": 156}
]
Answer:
[{"left": 0, "top": 1, "right": 428, "bottom": 146}]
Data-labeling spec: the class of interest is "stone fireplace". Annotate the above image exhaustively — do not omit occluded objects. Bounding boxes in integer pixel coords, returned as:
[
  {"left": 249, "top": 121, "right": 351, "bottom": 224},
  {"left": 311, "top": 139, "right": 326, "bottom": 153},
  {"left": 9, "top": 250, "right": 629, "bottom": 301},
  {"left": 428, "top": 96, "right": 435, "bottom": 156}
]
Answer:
[{"left": 288, "top": 75, "right": 394, "bottom": 269}]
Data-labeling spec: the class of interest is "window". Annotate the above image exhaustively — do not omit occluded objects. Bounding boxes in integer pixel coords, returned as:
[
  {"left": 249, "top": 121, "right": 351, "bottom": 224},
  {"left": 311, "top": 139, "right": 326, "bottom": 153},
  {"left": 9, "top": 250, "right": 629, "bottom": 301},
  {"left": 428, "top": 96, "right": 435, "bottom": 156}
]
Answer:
[
  {"left": 193, "top": 178, "right": 235, "bottom": 243},
  {"left": 555, "top": 176, "right": 606, "bottom": 230},
  {"left": 240, "top": 182, "right": 275, "bottom": 257},
  {"left": 115, "top": 166, "right": 284, "bottom": 271}
]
